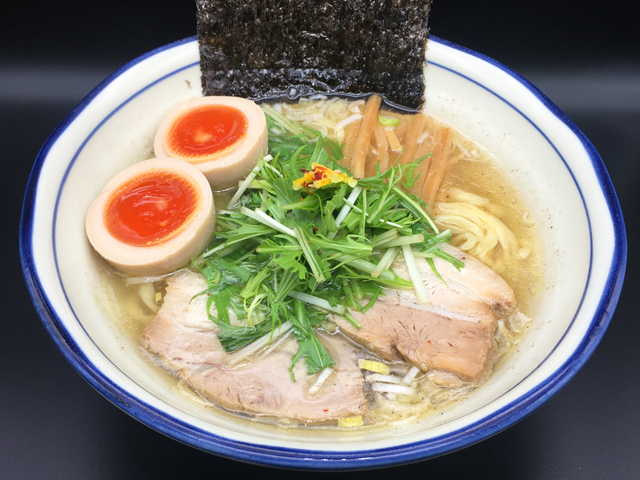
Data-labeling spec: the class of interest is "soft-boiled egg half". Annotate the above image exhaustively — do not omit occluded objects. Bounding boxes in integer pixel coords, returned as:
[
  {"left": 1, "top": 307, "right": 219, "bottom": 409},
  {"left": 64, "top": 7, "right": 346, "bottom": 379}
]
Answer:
[
  {"left": 154, "top": 96, "right": 268, "bottom": 190},
  {"left": 86, "top": 158, "right": 215, "bottom": 275}
]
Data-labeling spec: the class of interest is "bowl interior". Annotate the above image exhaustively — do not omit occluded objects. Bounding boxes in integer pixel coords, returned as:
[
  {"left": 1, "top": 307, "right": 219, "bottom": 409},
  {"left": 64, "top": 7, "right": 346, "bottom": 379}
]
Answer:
[{"left": 23, "top": 37, "right": 624, "bottom": 467}]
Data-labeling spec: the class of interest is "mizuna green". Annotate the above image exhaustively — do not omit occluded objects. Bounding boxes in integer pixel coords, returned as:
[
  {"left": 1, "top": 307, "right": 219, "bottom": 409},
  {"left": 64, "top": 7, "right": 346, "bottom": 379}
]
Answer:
[{"left": 191, "top": 110, "right": 462, "bottom": 381}]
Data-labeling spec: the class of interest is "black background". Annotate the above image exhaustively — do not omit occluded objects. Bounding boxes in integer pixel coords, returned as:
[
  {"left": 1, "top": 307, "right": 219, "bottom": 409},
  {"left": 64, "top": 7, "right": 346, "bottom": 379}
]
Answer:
[{"left": 2, "top": 1, "right": 639, "bottom": 478}]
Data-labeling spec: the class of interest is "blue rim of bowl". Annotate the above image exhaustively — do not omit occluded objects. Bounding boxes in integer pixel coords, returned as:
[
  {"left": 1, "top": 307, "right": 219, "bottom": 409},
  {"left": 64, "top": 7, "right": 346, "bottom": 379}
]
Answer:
[{"left": 20, "top": 35, "right": 627, "bottom": 470}]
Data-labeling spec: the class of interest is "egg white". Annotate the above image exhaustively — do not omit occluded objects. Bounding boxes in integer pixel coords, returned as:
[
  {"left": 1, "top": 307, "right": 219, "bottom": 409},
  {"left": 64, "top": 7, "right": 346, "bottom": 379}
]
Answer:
[
  {"left": 85, "top": 157, "right": 215, "bottom": 275},
  {"left": 154, "top": 96, "right": 268, "bottom": 190}
]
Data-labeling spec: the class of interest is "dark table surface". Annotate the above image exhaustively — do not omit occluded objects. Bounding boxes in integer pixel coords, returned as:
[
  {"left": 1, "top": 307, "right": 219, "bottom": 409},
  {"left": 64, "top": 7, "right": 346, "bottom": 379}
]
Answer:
[{"left": 2, "top": 1, "right": 639, "bottom": 478}]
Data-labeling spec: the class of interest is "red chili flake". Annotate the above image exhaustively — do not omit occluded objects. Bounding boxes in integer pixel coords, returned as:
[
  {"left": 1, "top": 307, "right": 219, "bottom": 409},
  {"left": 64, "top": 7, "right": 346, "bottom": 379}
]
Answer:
[
  {"left": 323, "top": 409, "right": 329, "bottom": 413},
  {"left": 427, "top": 340, "right": 431, "bottom": 344},
  {"left": 313, "top": 227, "right": 318, "bottom": 231}
]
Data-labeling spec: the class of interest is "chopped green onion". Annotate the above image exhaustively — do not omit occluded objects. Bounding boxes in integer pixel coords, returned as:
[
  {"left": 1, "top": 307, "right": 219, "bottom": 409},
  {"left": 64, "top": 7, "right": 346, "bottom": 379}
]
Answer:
[{"left": 378, "top": 116, "right": 400, "bottom": 126}]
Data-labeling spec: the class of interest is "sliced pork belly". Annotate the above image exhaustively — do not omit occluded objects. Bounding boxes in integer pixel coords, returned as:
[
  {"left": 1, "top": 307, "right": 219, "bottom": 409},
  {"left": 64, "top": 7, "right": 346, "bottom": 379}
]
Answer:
[
  {"left": 332, "top": 248, "right": 513, "bottom": 383},
  {"left": 435, "top": 244, "right": 516, "bottom": 314},
  {"left": 143, "top": 271, "right": 225, "bottom": 369},
  {"left": 388, "top": 243, "right": 515, "bottom": 323},
  {"left": 334, "top": 302, "right": 496, "bottom": 383},
  {"left": 190, "top": 334, "right": 365, "bottom": 421},
  {"left": 142, "top": 270, "right": 366, "bottom": 421}
]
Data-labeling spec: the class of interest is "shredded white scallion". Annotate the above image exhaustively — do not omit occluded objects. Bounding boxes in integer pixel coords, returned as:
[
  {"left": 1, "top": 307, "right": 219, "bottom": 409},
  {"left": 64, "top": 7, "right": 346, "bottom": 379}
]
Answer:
[
  {"left": 138, "top": 283, "right": 158, "bottom": 313},
  {"left": 126, "top": 272, "right": 177, "bottom": 285},
  {"left": 365, "top": 373, "right": 404, "bottom": 384},
  {"left": 227, "top": 322, "right": 293, "bottom": 367},
  {"left": 508, "top": 311, "right": 532, "bottom": 334},
  {"left": 348, "top": 100, "right": 365, "bottom": 113},
  {"left": 335, "top": 113, "right": 363, "bottom": 132},
  {"left": 253, "top": 330, "right": 293, "bottom": 364},
  {"left": 308, "top": 368, "right": 334, "bottom": 394},
  {"left": 177, "top": 380, "right": 215, "bottom": 406},
  {"left": 388, "top": 415, "right": 419, "bottom": 427},
  {"left": 240, "top": 207, "right": 297, "bottom": 238},
  {"left": 403, "top": 366, "right": 421, "bottom": 384},
  {"left": 417, "top": 132, "right": 430, "bottom": 144},
  {"left": 228, "top": 154, "right": 273, "bottom": 207},
  {"left": 402, "top": 245, "right": 430, "bottom": 305},
  {"left": 327, "top": 185, "right": 363, "bottom": 239},
  {"left": 371, "top": 383, "right": 414, "bottom": 396}
]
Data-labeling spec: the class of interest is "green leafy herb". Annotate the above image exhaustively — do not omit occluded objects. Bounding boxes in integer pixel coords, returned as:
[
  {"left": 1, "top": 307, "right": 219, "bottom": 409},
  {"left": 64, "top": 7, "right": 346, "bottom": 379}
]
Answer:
[
  {"left": 189, "top": 107, "right": 462, "bottom": 379},
  {"left": 288, "top": 299, "right": 335, "bottom": 381}
]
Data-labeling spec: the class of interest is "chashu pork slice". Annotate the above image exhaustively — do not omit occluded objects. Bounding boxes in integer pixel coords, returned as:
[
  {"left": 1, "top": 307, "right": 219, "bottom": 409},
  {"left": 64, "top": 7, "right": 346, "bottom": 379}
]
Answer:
[
  {"left": 332, "top": 247, "right": 514, "bottom": 383},
  {"left": 335, "top": 300, "right": 496, "bottom": 383},
  {"left": 434, "top": 244, "right": 516, "bottom": 315},
  {"left": 143, "top": 270, "right": 365, "bottom": 422}
]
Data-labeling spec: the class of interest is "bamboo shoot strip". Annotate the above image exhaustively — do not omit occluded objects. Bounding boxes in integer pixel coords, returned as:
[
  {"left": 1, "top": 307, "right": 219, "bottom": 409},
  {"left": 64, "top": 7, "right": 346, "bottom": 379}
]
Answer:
[
  {"left": 341, "top": 119, "right": 361, "bottom": 169},
  {"left": 372, "top": 125, "right": 390, "bottom": 173},
  {"left": 399, "top": 113, "right": 427, "bottom": 166},
  {"left": 351, "top": 95, "right": 382, "bottom": 179},
  {"left": 423, "top": 127, "right": 453, "bottom": 209},
  {"left": 409, "top": 128, "right": 435, "bottom": 197}
]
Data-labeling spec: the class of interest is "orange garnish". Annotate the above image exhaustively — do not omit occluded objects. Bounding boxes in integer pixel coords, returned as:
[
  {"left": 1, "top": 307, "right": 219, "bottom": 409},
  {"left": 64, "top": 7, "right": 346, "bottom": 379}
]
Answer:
[{"left": 292, "top": 163, "right": 357, "bottom": 190}]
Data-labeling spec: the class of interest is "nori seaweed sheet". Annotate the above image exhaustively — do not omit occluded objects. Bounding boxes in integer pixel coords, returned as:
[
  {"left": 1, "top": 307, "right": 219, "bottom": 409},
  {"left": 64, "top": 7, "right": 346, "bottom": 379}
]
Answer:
[{"left": 197, "top": 0, "right": 431, "bottom": 110}]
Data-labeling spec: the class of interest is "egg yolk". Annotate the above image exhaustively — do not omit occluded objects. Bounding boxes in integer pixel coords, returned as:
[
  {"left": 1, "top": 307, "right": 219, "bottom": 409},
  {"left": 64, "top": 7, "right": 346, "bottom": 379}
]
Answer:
[
  {"left": 165, "top": 104, "right": 248, "bottom": 161},
  {"left": 104, "top": 170, "right": 200, "bottom": 247}
]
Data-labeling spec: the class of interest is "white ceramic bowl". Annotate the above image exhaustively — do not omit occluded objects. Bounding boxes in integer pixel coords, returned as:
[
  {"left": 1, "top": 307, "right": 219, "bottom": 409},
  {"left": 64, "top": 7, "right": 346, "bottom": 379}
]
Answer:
[{"left": 20, "top": 36, "right": 626, "bottom": 469}]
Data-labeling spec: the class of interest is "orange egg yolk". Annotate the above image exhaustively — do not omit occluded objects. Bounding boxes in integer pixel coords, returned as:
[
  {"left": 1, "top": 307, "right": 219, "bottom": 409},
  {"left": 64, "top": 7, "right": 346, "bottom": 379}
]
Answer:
[
  {"left": 104, "top": 170, "right": 200, "bottom": 247},
  {"left": 165, "top": 104, "right": 248, "bottom": 161}
]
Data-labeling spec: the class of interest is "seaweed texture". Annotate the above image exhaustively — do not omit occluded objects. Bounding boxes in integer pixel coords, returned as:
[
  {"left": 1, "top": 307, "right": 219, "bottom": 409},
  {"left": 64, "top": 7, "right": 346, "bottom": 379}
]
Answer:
[{"left": 197, "top": 0, "right": 431, "bottom": 110}]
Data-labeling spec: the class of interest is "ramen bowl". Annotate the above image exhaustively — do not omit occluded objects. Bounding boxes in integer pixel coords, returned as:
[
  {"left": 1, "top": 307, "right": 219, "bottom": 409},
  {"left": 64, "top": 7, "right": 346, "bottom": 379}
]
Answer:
[{"left": 20, "top": 36, "right": 626, "bottom": 469}]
